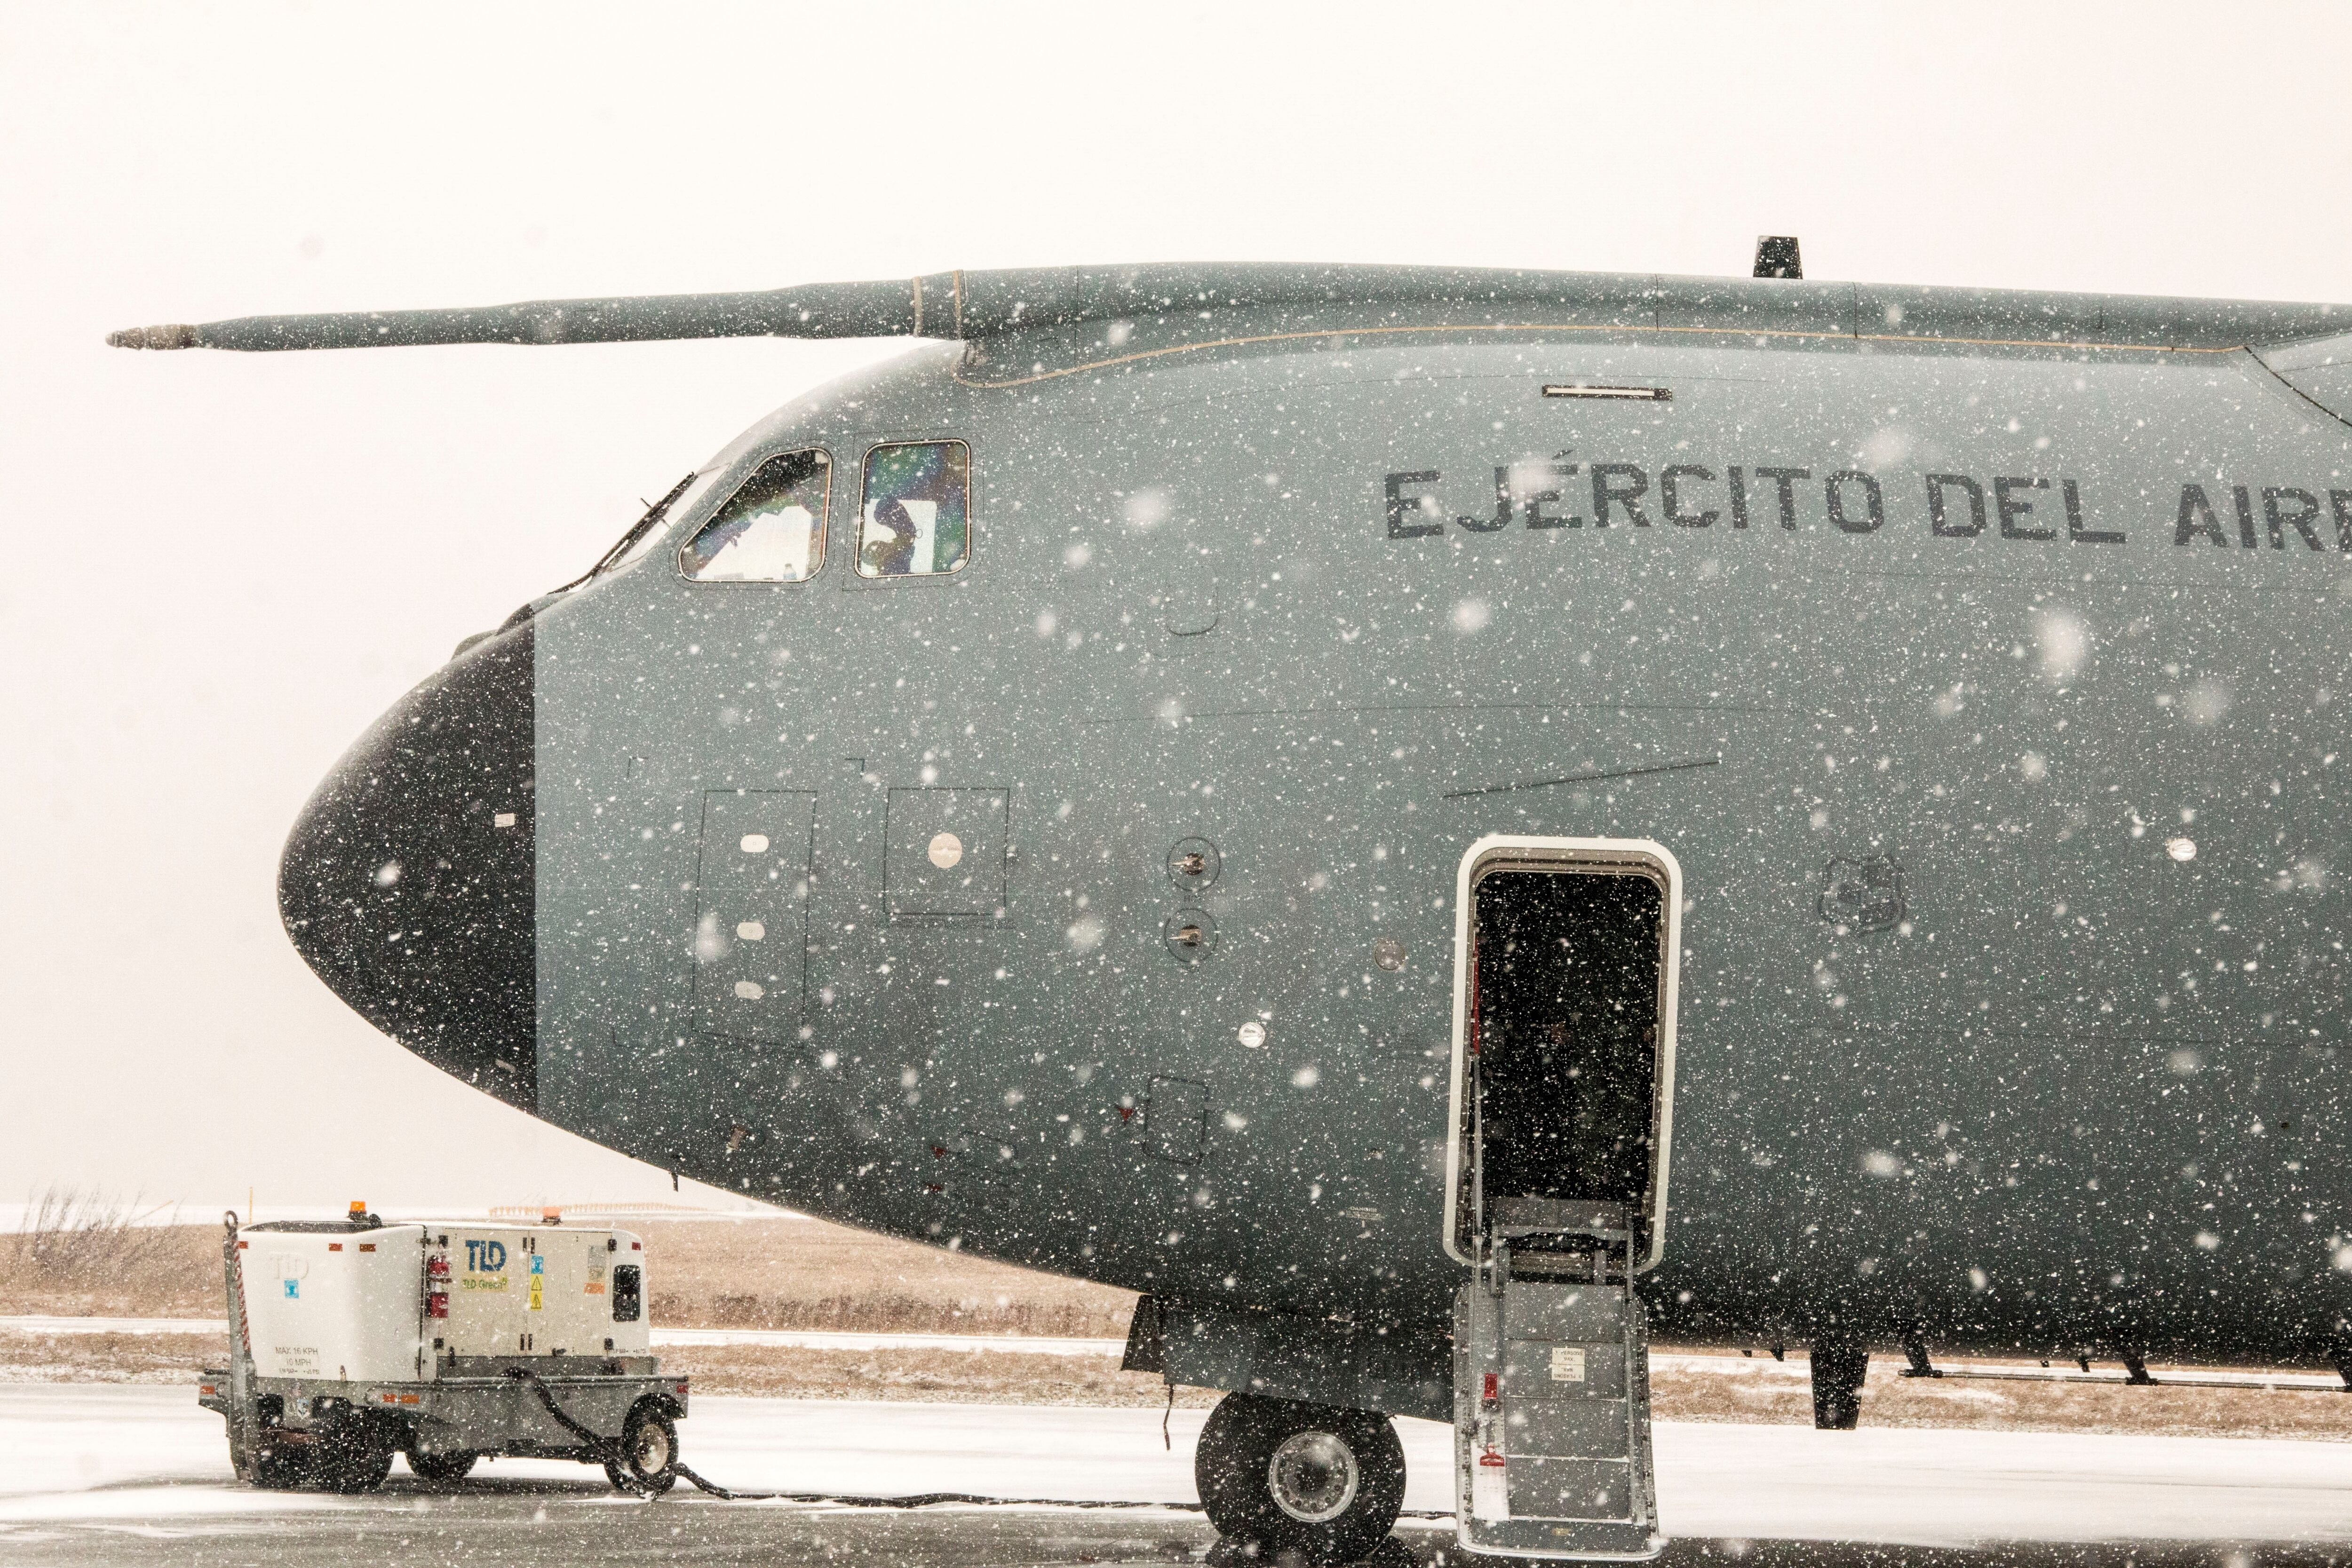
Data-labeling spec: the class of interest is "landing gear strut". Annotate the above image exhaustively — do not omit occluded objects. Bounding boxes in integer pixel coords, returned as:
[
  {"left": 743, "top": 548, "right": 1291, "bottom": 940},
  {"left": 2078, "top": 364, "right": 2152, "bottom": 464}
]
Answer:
[
  {"left": 1811, "top": 1339, "right": 1868, "bottom": 1430},
  {"left": 1194, "top": 1392, "right": 1405, "bottom": 1565}
]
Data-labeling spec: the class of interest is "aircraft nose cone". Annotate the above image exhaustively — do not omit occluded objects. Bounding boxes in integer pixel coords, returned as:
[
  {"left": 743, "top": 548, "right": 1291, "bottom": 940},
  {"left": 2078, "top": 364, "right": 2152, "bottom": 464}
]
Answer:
[{"left": 278, "top": 623, "right": 536, "bottom": 1106}]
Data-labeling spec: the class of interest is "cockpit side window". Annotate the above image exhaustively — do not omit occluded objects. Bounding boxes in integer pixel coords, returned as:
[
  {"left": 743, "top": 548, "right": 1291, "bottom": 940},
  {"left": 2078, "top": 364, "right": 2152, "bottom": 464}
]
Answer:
[
  {"left": 856, "top": 440, "right": 970, "bottom": 579},
  {"left": 679, "top": 450, "right": 831, "bottom": 582}
]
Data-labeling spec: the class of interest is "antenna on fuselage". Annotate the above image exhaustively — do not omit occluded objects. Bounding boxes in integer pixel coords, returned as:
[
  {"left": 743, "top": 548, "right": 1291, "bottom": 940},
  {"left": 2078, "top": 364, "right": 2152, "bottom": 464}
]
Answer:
[{"left": 1752, "top": 236, "right": 1803, "bottom": 280}]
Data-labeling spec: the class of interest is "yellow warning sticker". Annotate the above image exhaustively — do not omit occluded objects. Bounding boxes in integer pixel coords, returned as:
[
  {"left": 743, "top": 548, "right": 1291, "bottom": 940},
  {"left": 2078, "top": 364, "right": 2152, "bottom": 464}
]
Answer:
[
  {"left": 1548, "top": 1347, "right": 1587, "bottom": 1383},
  {"left": 528, "top": 1276, "right": 543, "bottom": 1311}
]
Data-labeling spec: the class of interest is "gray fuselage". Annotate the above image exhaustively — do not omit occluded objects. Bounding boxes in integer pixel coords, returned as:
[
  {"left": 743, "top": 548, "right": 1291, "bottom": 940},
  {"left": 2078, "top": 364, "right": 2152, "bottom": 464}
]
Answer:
[{"left": 511, "top": 305, "right": 2352, "bottom": 1395}]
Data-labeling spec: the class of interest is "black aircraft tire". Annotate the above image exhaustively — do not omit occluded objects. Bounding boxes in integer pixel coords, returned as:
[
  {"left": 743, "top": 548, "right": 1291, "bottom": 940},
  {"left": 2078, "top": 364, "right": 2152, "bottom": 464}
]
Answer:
[
  {"left": 1194, "top": 1392, "right": 1405, "bottom": 1566},
  {"left": 1811, "top": 1339, "right": 1869, "bottom": 1431},
  {"left": 408, "top": 1450, "right": 478, "bottom": 1483}
]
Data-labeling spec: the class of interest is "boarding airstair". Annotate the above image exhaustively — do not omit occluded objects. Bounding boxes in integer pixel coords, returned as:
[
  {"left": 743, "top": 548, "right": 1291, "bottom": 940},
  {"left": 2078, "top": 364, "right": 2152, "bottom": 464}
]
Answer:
[
  {"left": 1454, "top": 1199, "right": 1660, "bottom": 1560},
  {"left": 1445, "top": 836, "right": 1681, "bottom": 1561}
]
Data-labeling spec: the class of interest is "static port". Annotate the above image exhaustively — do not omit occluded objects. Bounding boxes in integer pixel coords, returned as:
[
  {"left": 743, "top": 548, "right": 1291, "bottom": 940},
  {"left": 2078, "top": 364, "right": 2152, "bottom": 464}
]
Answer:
[
  {"left": 1164, "top": 908, "right": 1217, "bottom": 959},
  {"left": 1168, "top": 837, "right": 1221, "bottom": 888}
]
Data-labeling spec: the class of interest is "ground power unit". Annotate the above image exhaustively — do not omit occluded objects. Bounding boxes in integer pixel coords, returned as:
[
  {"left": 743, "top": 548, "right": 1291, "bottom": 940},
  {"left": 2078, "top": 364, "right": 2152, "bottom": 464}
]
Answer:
[{"left": 199, "top": 1206, "right": 687, "bottom": 1491}]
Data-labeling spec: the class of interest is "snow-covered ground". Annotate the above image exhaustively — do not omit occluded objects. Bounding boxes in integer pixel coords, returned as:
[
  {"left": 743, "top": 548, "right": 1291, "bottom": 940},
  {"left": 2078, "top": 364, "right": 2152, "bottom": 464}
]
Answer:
[
  {"left": 19, "top": 1317, "right": 2352, "bottom": 1391},
  {"left": 0, "top": 1317, "right": 229, "bottom": 1339},
  {"left": 6, "top": 1382, "right": 2352, "bottom": 1547}
]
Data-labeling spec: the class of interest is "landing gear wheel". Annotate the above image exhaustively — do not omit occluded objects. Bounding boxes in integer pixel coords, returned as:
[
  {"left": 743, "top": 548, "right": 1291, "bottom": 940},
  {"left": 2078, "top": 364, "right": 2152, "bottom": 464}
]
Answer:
[
  {"left": 604, "top": 1402, "right": 678, "bottom": 1495},
  {"left": 1195, "top": 1392, "right": 1405, "bottom": 1565},
  {"left": 1811, "top": 1339, "right": 1869, "bottom": 1430},
  {"left": 408, "top": 1450, "right": 478, "bottom": 1483}
]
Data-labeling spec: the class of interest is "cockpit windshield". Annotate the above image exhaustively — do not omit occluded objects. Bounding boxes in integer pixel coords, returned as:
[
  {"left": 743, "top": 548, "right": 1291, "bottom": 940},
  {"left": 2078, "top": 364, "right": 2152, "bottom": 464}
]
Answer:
[{"left": 680, "top": 450, "right": 831, "bottom": 582}]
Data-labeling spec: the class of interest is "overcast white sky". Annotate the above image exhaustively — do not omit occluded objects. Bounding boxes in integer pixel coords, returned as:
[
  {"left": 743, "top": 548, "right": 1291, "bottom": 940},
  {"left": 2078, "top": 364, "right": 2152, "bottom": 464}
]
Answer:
[{"left": 3, "top": 3, "right": 2347, "bottom": 1216}]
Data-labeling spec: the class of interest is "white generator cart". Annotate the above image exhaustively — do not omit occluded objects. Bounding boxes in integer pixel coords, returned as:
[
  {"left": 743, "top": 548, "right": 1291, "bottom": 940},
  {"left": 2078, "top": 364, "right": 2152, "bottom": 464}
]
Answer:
[{"left": 199, "top": 1209, "right": 688, "bottom": 1492}]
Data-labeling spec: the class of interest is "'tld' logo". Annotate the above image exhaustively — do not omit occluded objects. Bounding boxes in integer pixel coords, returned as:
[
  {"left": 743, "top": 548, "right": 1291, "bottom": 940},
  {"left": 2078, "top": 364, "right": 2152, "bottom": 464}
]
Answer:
[{"left": 464, "top": 1239, "right": 509, "bottom": 1272}]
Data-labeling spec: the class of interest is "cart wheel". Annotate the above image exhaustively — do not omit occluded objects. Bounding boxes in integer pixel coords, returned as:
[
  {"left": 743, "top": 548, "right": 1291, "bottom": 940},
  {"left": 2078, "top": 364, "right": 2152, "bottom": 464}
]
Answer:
[
  {"left": 321, "top": 1428, "right": 394, "bottom": 1494},
  {"left": 250, "top": 1440, "right": 312, "bottom": 1490},
  {"left": 605, "top": 1401, "right": 678, "bottom": 1495},
  {"left": 408, "top": 1450, "right": 478, "bottom": 1483}
]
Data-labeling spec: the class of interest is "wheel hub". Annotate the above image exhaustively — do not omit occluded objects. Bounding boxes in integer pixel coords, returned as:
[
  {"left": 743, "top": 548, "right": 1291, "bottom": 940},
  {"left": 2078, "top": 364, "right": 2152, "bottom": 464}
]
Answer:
[{"left": 1266, "top": 1429, "right": 1359, "bottom": 1523}]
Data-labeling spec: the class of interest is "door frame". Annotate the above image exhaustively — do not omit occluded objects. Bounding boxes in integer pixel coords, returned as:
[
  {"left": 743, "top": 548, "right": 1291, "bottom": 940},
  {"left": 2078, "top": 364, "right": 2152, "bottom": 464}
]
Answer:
[{"left": 1440, "top": 834, "right": 1683, "bottom": 1273}]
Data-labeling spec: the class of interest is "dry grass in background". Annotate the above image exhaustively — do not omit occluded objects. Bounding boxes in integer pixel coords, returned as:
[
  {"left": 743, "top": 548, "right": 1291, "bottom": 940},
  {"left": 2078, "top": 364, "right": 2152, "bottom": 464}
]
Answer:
[
  {"left": 0, "top": 1208, "right": 1136, "bottom": 1333},
  {"left": 8, "top": 1206, "right": 2352, "bottom": 1439},
  {"left": 0, "top": 1189, "right": 217, "bottom": 1317},
  {"left": 637, "top": 1216, "right": 1135, "bottom": 1339},
  {"left": 1648, "top": 1353, "right": 2352, "bottom": 1443}
]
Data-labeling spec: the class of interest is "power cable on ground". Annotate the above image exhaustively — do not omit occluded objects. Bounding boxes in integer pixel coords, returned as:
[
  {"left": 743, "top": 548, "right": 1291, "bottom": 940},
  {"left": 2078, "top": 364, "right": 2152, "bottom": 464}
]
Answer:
[{"left": 505, "top": 1367, "right": 1449, "bottom": 1519}]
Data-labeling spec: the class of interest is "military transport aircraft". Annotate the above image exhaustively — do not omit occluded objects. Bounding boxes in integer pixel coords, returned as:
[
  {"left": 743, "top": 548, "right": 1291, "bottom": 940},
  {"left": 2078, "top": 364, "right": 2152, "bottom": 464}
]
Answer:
[{"left": 113, "top": 241, "right": 2352, "bottom": 1560}]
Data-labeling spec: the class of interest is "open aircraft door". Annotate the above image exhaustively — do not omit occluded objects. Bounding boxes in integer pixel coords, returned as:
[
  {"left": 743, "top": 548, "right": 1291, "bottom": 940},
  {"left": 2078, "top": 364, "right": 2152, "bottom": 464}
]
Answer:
[{"left": 1444, "top": 836, "right": 1680, "bottom": 1561}]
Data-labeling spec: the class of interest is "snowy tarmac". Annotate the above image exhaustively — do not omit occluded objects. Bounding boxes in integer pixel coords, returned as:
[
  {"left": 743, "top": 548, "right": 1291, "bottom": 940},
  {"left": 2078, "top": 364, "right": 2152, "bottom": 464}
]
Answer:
[
  {"left": 21, "top": 1317, "right": 2352, "bottom": 1390},
  {"left": 6, "top": 1383, "right": 2352, "bottom": 1565}
]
